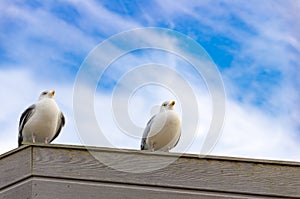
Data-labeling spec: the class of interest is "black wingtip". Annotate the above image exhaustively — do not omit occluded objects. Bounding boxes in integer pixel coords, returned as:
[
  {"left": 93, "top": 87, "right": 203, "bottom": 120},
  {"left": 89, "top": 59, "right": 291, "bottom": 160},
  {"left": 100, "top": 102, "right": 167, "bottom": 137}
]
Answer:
[
  {"left": 140, "top": 143, "right": 149, "bottom": 151},
  {"left": 18, "top": 135, "right": 23, "bottom": 147}
]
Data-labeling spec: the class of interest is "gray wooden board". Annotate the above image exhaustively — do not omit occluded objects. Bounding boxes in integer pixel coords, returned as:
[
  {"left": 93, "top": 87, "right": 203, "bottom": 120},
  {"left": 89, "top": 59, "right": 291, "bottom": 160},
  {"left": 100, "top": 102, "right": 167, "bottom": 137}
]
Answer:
[
  {"left": 0, "top": 147, "right": 31, "bottom": 189},
  {"left": 30, "top": 145, "right": 300, "bottom": 198},
  {"left": 0, "top": 179, "right": 32, "bottom": 199},
  {"left": 30, "top": 177, "right": 283, "bottom": 199}
]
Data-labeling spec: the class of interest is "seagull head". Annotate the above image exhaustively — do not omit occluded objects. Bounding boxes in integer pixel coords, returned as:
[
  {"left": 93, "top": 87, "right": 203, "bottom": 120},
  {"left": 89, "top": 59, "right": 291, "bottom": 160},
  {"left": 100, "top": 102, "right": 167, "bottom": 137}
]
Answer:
[
  {"left": 160, "top": 100, "right": 176, "bottom": 111},
  {"left": 39, "top": 90, "right": 55, "bottom": 100}
]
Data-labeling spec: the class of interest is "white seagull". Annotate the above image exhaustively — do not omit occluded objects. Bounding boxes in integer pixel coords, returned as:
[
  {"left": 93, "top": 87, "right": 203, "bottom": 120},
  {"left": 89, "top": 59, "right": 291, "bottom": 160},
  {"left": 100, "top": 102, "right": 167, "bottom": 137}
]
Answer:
[
  {"left": 141, "top": 100, "right": 181, "bottom": 152},
  {"left": 18, "top": 90, "right": 65, "bottom": 146}
]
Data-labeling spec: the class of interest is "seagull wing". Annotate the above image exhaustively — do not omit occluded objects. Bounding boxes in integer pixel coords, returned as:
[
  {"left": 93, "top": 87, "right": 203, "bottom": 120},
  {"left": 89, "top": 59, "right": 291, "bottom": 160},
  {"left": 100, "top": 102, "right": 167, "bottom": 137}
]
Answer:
[
  {"left": 50, "top": 112, "right": 65, "bottom": 143},
  {"left": 140, "top": 115, "right": 155, "bottom": 150},
  {"left": 18, "top": 104, "right": 36, "bottom": 146},
  {"left": 172, "top": 129, "right": 181, "bottom": 148}
]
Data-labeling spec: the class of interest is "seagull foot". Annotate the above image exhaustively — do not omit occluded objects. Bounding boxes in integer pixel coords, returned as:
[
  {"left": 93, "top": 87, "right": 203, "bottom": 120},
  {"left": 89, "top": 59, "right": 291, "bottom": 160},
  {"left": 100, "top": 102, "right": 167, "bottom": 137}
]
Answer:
[{"left": 31, "top": 134, "right": 36, "bottom": 143}]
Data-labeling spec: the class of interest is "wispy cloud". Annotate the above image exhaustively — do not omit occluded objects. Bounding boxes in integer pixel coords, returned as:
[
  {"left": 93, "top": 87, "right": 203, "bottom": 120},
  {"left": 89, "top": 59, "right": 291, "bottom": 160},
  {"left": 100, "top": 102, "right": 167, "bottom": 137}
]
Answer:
[
  {"left": 0, "top": 1, "right": 299, "bottom": 161},
  {"left": 214, "top": 99, "right": 300, "bottom": 161},
  {"left": 0, "top": 69, "right": 81, "bottom": 154},
  {"left": 150, "top": 0, "right": 300, "bottom": 129}
]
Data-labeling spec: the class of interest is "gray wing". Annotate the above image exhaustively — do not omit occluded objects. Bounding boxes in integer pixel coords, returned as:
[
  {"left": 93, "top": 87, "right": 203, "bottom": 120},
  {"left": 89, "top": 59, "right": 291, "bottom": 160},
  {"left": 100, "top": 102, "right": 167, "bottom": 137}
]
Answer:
[
  {"left": 140, "top": 115, "right": 155, "bottom": 150},
  {"left": 18, "top": 104, "right": 36, "bottom": 146},
  {"left": 172, "top": 129, "right": 181, "bottom": 149},
  {"left": 50, "top": 112, "right": 65, "bottom": 143}
]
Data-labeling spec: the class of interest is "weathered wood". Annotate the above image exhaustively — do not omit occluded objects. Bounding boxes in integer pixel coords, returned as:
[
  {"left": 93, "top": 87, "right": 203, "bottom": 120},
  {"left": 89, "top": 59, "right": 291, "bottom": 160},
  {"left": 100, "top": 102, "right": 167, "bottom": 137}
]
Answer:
[
  {"left": 0, "top": 179, "right": 32, "bottom": 199},
  {"left": 0, "top": 146, "right": 31, "bottom": 189},
  {"left": 31, "top": 177, "right": 263, "bottom": 199},
  {"left": 1, "top": 144, "right": 300, "bottom": 198},
  {"left": 31, "top": 145, "right": 300, "bottom": 198}
]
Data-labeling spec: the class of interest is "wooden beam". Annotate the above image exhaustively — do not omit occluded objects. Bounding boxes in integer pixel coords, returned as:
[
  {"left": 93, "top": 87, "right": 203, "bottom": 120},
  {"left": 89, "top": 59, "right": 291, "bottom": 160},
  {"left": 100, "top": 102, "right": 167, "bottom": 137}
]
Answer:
[
  {"left": 1, "top": 144, "right": 300, "bottom": 198},
  {"left": 0, "top": 146, "right": 32, "bottom": 189}
]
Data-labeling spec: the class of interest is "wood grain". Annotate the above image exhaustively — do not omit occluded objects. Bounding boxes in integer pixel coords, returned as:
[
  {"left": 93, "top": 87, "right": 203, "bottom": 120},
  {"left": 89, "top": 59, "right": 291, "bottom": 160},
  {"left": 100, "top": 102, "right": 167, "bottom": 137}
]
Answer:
[
  {"left": 31, "top": 177, "right": 277, "bottom": 199},
  {"left": 1, "top": 144, "right": 300, "bottom": 198},
  {"left": 0, "top": 179, "right": 32, "bottom": 199},
  {"left": 0, "top": 146, "right": 31, "bottom": 189},
  {"left": 31, "top": 144, "right": 300, "bottom": 198}
]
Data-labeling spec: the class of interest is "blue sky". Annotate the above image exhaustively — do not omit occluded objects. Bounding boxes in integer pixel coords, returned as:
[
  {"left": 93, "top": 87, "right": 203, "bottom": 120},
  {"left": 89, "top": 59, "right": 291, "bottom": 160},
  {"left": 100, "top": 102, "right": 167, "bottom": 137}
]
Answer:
[{"left": 0, "top": 0, "right": 300, "bottom": 161}]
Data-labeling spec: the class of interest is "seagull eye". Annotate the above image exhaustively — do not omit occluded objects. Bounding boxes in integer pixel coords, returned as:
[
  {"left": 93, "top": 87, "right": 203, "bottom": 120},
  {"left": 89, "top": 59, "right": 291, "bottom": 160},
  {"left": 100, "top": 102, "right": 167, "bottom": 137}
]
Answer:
[{"left": 42, "top": 91, "right": 48, "bottom": 95}]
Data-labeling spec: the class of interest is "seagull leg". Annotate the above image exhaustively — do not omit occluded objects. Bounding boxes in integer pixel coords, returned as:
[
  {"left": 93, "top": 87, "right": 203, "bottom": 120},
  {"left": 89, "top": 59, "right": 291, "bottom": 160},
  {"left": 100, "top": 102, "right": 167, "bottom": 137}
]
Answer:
[
  {"left": 31, "top": 133, "right": 35, "bottom": 143},
  {"left": 45, "top": 137, "right": 49, "bottom": 144},
  {"left": 167, "top": 146, "right": 171, "bottom": 152},
  {"left": 150, "top": 142, "right": 155, "bottom": 152}
]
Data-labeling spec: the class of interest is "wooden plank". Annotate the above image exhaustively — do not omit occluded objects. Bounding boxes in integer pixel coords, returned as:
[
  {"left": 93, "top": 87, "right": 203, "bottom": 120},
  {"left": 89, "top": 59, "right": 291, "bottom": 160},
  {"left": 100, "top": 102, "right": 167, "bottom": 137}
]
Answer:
[
  {"left": 0, "top": 146, "right": 32, "bottom": 189},
  {"left": 32, "top": 145, "right": 300, "bottom": 198},
  {"left": 31, "top": 177, "right": 278, "bottom": 199},
  {"left": 0, "top": 179, "right": 32, "bottom": 199}
]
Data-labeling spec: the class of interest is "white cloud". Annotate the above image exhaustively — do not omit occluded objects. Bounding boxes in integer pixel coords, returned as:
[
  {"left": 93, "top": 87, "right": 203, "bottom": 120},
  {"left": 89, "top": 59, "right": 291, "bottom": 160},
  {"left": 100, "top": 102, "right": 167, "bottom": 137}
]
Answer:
[
  {"left": 66, "top": 0, "right": 141, "bottom": 33},
  {"left": 0, "top": 1, "right": 299, "bottom": 163},
  {"left": 1, "top": 66, "right": 300, "bottom": 162},
  {"left": 0, "top": 69, "right": 81, "bottom": 154},
  {"left": 213, "top": 99, "right": 300, "bottom": 161},
  {"left": 0, "top": 1, "right": 96, "bottom": 75}
]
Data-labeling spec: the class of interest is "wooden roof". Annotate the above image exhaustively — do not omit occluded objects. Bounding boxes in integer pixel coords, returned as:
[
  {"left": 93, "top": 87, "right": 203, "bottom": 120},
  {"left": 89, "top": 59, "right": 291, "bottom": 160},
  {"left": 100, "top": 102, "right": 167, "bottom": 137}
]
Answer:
[{"left": 1, "top": 144, "right": 300, "bottom": 198}]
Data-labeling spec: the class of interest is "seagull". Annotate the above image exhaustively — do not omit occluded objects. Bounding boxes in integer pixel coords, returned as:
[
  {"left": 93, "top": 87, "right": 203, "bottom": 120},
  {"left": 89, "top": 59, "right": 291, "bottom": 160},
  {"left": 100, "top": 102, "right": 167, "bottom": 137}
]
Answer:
[
  {"left": 18, "top": 90, "right": 65, "bottom": 146},
  {"left": 141, "top": 100, "right": 181, "bottom": 152}
]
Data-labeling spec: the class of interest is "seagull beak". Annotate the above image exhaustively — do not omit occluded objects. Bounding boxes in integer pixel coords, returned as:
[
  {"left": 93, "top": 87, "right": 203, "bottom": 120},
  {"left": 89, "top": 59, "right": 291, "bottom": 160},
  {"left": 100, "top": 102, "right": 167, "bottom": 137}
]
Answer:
[
  {"left": 170, "top": 101, "right": 175, "bottom": 106},
  {"left": 50, "top": 90, "right": 55, "bottom": 97}
]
